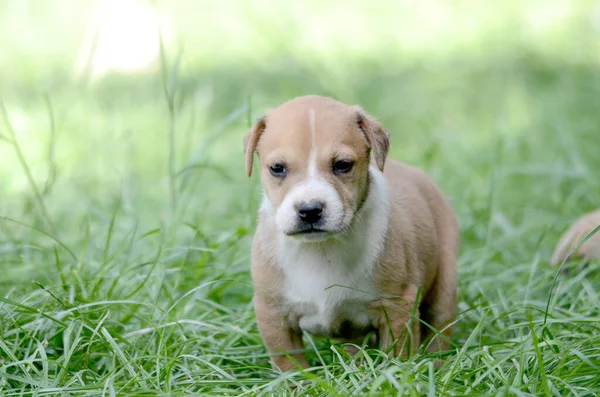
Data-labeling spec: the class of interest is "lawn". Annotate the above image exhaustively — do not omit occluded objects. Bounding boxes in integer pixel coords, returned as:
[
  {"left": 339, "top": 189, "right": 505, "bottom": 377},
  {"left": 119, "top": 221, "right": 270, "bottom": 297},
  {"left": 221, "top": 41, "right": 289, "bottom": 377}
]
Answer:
[{"left": 1, "top": 1, "right": 600, "bottom": 395}]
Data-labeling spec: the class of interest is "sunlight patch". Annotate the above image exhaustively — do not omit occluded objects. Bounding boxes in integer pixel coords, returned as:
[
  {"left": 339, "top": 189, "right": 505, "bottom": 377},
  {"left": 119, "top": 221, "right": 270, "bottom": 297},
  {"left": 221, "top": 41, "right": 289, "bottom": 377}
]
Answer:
[{"left": 75, "top": 0, "right": 173, "bottom": 80}]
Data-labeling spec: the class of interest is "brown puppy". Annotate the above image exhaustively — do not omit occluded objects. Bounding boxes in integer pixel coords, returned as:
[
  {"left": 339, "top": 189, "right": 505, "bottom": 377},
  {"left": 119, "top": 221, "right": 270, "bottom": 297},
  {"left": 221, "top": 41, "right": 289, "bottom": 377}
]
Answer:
[
  {"left": 551, "top": 209, "right": 600, "bottom": 266},
  {"left": 243, "top": 95, "right": 459, "bottom": 371}
]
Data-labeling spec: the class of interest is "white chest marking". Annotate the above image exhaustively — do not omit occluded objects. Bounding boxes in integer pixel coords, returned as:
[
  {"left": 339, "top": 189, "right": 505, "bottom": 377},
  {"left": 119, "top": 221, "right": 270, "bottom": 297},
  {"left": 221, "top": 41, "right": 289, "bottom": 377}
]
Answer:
[{"left": 280, "top": 244, "right": 376, "bottom": 336}]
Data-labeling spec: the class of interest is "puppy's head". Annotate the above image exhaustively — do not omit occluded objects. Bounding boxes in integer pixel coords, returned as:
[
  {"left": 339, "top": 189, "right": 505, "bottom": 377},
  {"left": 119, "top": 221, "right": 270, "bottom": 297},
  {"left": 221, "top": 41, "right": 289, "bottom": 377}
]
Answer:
[{"left": 244, "top": 95, "right": 389, "bottom": 242}]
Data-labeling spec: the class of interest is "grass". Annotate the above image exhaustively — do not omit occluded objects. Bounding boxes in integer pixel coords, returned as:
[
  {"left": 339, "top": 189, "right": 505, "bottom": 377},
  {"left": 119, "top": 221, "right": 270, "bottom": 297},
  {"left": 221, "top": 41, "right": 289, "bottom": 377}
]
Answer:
[{"left": 1, "top": 0, "right": 600, "bottom": 395}]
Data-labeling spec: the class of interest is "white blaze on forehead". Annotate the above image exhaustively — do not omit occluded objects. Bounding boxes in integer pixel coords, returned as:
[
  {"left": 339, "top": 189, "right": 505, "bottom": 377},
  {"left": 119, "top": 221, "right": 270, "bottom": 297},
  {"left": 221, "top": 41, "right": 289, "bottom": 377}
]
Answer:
[
  {"left": 273, "top": 108, "right": 348, "bottom": 236},
  {"left": 308, "top": 108, "right": 317, "bottom": 178}
]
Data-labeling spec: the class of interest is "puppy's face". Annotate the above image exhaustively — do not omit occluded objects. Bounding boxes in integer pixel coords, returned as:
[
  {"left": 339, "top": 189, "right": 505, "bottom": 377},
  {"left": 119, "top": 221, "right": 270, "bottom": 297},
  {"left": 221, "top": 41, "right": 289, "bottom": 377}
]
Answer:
[{"left": 244, "top": 96, "right": 389, "bottom": 242}]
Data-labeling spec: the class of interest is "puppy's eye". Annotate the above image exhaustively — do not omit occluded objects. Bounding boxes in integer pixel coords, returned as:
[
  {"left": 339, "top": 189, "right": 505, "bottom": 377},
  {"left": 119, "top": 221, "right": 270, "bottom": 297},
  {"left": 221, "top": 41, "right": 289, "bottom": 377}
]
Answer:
[
  {"left": 332, "top": 160, "right": 354, "bottom": 174},
  {"left": 269, "top": 163, "right": 287, "bottom": 177}
]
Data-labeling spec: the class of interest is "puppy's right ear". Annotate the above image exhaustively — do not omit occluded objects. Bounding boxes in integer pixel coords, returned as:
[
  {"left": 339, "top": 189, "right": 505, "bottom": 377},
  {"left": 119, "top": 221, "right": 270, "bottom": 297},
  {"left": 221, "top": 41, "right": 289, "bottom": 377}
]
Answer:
[
  {"left": 243, "top": 115, "right": 267, "bottom": 177},
  {"left": 353, "top": 107, "right": 390, "bottom": 171}
]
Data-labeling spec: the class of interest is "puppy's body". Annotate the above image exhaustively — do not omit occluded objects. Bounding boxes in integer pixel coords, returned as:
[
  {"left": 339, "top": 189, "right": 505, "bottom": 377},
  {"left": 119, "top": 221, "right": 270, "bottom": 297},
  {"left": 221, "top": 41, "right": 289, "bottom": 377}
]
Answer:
[
  {"left": 245, "top": 96, "right": 459, "bottom": 371},
  {"left": 551, "top": 209, "right": 600, "bottom": 265}
]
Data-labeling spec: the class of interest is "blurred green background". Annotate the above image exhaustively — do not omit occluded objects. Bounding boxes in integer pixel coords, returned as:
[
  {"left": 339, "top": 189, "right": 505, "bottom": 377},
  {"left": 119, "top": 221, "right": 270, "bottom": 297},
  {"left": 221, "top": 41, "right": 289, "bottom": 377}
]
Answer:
[
  {"left": 2, "top": 0, "right": 600, "bottom": 287},
  {"left": 2, "top": 0, "right": 600, "bottom": 293}
]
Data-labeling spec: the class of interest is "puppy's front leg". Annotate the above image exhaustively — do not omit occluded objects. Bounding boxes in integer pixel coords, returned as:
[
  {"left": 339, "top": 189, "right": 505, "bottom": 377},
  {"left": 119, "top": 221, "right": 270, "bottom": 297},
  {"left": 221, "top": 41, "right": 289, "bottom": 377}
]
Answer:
[
  {"left": 254, "top": 294, "right": 309, "bottom": 371},
  {"left": 376, "top": 293, "right": 421, "bottom": 359}
]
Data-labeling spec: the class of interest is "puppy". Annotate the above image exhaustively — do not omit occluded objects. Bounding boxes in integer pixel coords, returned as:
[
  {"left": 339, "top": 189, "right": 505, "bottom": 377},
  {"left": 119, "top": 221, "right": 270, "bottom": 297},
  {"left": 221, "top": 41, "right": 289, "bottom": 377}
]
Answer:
[
  {"left": 243, "top": 95, "right": 459, "bottom": 371},
  {"left": 551, "top": 209, "right": 600, "bottom": 266}
]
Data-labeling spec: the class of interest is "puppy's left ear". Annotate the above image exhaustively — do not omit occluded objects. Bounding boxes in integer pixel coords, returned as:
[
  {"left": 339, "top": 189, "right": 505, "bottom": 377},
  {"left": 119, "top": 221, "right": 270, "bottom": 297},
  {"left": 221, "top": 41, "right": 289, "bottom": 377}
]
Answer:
[
  {"left": 354, "top": 107, "right": 390, "bottom": 171},
  {"left": 243, "top": 115, "right": 267, "bottom": 177}
]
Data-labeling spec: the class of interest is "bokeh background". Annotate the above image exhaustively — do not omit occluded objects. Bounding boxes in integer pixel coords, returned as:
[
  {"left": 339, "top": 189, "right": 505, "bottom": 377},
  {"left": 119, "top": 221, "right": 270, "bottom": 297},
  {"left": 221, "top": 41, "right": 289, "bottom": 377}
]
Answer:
[
  {"left": 2, "top": 0, "right": 600, "bottom": 284},
  {"left": 1, "top": 0, "right": 600, "bottom": 394}
]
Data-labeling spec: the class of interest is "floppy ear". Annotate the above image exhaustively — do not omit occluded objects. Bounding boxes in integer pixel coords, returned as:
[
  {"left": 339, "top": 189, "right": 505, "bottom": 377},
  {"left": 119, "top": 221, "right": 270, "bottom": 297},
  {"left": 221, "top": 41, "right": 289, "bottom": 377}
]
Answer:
[
  {"left": 354, "top": 107, "right": 390, "bottom": 171},
  {"left": 243, "top": 115, "right": 267, "bottom": 177}
]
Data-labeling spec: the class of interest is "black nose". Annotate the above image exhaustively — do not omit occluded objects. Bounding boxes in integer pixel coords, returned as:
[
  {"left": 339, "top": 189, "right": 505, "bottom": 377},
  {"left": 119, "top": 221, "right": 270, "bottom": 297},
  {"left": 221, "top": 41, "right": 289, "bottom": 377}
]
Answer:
[{"left": 297, "top": 200, "right": 324, "bottom": 224}]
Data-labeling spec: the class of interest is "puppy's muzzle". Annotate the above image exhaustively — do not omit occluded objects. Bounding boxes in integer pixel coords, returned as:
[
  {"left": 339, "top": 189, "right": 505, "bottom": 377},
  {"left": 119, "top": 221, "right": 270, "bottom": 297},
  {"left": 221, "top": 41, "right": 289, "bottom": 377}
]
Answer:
[
  {"left": 286, "top": 199, "right": 329, "bottom": 236},
  {"left": 297, "top": 200, "right": 324, "bottom": 224}
]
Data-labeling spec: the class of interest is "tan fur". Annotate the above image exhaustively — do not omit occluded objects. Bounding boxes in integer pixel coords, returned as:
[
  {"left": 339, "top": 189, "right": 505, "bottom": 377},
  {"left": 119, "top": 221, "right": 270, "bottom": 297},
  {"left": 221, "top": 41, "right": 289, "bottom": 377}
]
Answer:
[
  {"left": 244, "top": 95, "right": 459, "bottom": 371},
  {"left": 551, "top": 209, "right": 600, "bottom": 266}
]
